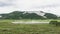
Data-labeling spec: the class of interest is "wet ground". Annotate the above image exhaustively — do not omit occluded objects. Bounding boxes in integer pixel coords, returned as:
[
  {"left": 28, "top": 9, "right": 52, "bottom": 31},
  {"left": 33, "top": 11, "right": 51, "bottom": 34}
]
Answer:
[{"left": 12, "top": 21, "right": 49, "bottom": 24}]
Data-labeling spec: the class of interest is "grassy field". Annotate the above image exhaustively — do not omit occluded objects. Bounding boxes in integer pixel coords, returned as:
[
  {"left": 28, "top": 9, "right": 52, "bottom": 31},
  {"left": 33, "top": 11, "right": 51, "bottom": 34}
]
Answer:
[{"left": 0, "top": 19, "right": 60, "bottom": 34}]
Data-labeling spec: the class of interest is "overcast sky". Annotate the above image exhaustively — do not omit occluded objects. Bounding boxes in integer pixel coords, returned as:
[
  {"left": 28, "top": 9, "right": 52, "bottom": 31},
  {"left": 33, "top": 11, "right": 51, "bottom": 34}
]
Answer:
[{"left": 0, "top": 0, "right": 60, "bottom": 15}]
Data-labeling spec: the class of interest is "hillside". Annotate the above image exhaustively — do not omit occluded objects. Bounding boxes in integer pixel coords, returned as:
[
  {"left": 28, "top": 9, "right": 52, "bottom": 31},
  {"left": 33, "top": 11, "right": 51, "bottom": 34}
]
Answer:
[{"left": 0, "top": 11, "right": 58, "bottom": 19}]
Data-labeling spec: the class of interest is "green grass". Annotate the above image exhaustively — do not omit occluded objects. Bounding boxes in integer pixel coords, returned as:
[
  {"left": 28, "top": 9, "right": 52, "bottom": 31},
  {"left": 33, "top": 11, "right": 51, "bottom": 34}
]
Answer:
[{"left": 0, "top": 19, "right": 60, "bottom": 34}]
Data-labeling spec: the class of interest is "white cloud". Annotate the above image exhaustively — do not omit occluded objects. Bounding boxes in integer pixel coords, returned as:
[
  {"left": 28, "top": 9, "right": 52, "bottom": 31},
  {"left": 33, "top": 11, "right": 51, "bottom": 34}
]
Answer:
[{"left": 0, "top": 0, "right": 60, "bottom": 15}]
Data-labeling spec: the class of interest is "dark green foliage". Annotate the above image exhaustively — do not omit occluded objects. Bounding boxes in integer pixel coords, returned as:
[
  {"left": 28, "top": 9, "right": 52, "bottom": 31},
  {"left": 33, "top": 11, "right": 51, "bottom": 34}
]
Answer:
[
  {"left": 0, "top": 11, "right": 45, "bottom": 19},
  {"left": 49, "top": 20, "right": 60, "bottom": 26},
  {"left": 0, "top": 11, "right": 58, "bottom": 19},
  {"left": 8, "top": 11, "right": 24, "bottom": 19},
  {"left": 44, "top": 13, "right": 58, "bottom": 19},
  {"left": 49, "top": 21, "right": 57, "bottom": 24},
  {"left": 22, "top": 13, "right": 45, "bottom": 19},
  {"left": 1, "top": 11, "right": 24, "bottom": 19},
  {"left": 0, "top": 14, "right": 9, "bottom": 19}
]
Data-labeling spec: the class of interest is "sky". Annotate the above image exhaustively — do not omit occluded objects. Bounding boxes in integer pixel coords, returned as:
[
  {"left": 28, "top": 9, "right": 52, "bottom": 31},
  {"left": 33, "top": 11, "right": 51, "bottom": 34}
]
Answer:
[{"left": 0, "top": 0, "right": 60, "bottom": 16}]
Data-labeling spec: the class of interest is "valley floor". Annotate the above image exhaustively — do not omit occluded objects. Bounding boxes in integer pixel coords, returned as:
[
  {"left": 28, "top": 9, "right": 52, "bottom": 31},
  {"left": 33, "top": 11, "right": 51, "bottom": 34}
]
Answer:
[{"left": 0, "top": 19, "right": 60, "bottom": 34}]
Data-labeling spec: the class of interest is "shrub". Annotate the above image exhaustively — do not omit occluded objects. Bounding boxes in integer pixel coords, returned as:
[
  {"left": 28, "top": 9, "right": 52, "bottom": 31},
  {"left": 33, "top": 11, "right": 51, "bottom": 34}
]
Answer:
[{"left": 49, "top": 20, "right": 60, "bottom": 26}]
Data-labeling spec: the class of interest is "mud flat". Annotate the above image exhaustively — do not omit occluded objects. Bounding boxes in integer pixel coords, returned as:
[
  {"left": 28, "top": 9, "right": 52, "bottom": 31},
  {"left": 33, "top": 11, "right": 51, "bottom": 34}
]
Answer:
[{"left": 12, "top": 21, "right": 49, "bottom": 24}]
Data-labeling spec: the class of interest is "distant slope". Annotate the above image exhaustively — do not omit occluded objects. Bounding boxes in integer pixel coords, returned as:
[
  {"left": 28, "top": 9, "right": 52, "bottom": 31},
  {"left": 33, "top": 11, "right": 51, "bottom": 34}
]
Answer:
[{"left": 0, "top": 11, "right": 58, "bottom": 19}]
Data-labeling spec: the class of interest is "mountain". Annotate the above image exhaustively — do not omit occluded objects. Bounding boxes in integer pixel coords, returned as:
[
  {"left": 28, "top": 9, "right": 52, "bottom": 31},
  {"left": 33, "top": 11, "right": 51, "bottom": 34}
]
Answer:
[{"left": 0, "top": 11, "right": 58, "bottom": 19}]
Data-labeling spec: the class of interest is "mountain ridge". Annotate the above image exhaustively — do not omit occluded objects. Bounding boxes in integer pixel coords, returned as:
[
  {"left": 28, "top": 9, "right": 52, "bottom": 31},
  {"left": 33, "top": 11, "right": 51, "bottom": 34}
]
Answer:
[{"left": 0, "top": 11, "right": 58, "bottom": 19}]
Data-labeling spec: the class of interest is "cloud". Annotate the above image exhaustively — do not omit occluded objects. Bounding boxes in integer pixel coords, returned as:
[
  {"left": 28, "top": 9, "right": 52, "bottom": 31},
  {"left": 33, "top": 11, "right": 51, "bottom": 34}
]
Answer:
[
  {"left": 0, "top": 0, "right": 16, "bottom": 13},
  {"left": 0, "top": 2, "right": 12, "bottom": 7},
  {"left": 0, "top": 0, "right": 12, "bottom": 7},
  {"left": 32, "top": 4, "right": 60, "bottom": 9},
  {"left": 13, "top": 0, "right": 60, "bottom": 11},
  {"left": 0, "top": 0, "right": 60, "bottom": 15}
]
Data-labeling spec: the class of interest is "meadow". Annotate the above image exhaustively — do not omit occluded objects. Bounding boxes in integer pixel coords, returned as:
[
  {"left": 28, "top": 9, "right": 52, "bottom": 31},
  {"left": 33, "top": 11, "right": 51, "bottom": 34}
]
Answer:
[{"left": 0, "top": 19, "right": 60, "bottom": 34}]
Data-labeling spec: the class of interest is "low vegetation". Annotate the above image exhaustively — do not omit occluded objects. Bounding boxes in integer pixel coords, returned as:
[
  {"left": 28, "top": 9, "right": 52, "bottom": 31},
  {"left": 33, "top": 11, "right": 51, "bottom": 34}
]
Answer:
[
  {"left": 49, "top": 20, "right": 60, "bottom": 26},
  {"left": 0, "top": 19, "right": 59, "bottom": 34}
]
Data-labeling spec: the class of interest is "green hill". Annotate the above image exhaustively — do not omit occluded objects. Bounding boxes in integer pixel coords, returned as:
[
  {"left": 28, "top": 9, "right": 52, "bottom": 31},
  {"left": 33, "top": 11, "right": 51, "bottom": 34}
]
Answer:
[{"left": 0, "top": 11, "right": 58, "bottom": 19}]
